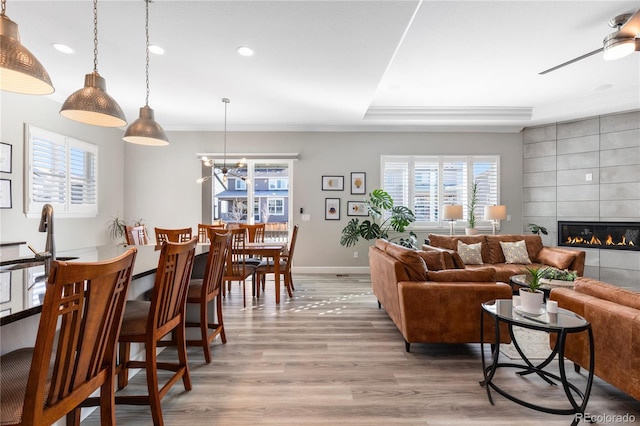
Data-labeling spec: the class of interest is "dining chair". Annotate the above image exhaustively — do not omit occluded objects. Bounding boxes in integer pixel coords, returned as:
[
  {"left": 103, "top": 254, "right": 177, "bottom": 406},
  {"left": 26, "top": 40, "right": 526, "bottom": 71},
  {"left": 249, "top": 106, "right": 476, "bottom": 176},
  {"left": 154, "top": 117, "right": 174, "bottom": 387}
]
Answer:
[
  {"left": 223, "top": 228, "right": 257, "bottom": 307},
  {"left": 115, "top": 238, "right": 197, "bottom": 426},
  {"left": 185, "top": 229, "right": 231, "bottom": 363},
  {"left": 0, "top": 248, "right": 137, "bottom": 426},
  {"left": 125, "top": 225, "right": 148, "bottom": 245},
  {"left": 197, "top": 223, "right": 227, "bottom": 243},
  {"left": 154, "top": 227, "right": 193, "bottom": 244},
  {"left": 239, "top": 223, "right": 266, "bottom": 267},
  {"left": 255, "top": 225, "right": 298, "bottom": 298}
]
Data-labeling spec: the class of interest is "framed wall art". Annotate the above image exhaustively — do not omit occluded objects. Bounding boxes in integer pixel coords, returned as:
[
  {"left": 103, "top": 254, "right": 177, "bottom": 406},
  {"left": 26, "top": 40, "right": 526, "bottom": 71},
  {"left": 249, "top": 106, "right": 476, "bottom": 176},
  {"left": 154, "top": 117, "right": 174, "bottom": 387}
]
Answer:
[
  {"left": 322, "top": 175, "right": 344, "bottom": 191},
  {"left": 0, "top": 179, "right": 11, "bottom": 209},
  {"left": 350, "top": 172, "right": 366, "bottom": 194},
  {"left": 347, "top": 201, "right": 368, "bottom": 217},
  {"left": 0, "top": 143, "right": 11, "bottom": 173},
  {"left": 325, "top": 198, "right": 340, "bottom": 220}
]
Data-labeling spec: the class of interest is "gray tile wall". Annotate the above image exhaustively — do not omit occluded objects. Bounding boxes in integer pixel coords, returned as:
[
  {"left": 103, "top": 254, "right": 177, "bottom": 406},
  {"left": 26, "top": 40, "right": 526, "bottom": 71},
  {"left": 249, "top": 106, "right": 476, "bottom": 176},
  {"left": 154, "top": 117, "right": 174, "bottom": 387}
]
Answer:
[{"left": 523, "top": 110, "right": 640, "bottom": 290}]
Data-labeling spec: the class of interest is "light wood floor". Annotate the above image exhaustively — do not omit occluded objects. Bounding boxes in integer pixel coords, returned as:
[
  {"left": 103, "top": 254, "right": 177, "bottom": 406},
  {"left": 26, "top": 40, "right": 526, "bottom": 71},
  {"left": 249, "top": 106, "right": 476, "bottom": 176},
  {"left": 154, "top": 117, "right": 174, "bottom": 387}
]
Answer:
[{"left": 84, "top": 274, "right": 639, "bottom": 425}]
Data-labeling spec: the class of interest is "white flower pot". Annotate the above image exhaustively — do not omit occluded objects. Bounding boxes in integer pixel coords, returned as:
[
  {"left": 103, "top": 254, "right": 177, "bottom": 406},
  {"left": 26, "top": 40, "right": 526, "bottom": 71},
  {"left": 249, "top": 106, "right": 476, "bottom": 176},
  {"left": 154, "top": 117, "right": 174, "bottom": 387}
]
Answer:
[
  {"left": 519, "top": 288, "right": 544, "bottom": 314},
  {"left": 465, "top": 228, "right": 478, "bottom": 235}
]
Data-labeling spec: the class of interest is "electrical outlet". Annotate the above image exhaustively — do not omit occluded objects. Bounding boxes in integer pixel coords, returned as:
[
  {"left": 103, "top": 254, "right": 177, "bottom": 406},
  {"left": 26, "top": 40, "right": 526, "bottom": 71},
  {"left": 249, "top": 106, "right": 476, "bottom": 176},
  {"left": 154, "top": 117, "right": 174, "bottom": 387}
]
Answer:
[{"left": 353, "top": 251, "right": 359, "bottom": 259}]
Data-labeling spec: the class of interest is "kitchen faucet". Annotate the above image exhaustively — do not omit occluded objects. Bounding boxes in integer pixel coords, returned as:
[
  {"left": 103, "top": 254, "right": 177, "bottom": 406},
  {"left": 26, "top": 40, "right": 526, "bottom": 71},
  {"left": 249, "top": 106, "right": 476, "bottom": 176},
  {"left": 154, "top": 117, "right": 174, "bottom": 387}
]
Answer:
[{"left": 37, "top": 203, "right": 55, "bottom": 275}]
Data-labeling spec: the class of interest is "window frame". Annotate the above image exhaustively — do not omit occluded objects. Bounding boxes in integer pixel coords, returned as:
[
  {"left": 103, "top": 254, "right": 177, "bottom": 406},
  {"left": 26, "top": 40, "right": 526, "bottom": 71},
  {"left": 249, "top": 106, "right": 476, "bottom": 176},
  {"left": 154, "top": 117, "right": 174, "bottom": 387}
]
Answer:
[
  {"left": 381, "top": 155, "right": 500, "bottom": 230},
  {"left": 25, "top": 125, "right": 98, "bottom": 218},
  {"left": 267, "top": 197, "right": 285, "bottom": 216}
]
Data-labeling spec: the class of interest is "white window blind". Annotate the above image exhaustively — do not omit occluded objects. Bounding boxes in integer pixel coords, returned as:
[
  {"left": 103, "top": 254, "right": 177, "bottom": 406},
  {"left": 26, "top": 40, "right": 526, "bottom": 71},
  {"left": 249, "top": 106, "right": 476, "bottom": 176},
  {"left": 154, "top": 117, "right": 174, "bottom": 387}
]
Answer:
[
  {"left": 26, "top": 125, "right": 98, "bottom": 217},
  {"left": 381, "top": 155, "right": 500, "bottom": 228}
]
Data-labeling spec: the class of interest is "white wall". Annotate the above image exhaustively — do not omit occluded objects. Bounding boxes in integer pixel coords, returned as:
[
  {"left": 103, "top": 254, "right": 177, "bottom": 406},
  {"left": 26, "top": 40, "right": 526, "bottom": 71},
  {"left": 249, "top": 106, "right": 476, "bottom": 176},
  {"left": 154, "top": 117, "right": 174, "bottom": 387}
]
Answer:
[
  {"left": 126, "top": 130, "right": 524, "bottom": 273},
  {"left": 0, "top": 92, "right": 125, "bottom": 255}
]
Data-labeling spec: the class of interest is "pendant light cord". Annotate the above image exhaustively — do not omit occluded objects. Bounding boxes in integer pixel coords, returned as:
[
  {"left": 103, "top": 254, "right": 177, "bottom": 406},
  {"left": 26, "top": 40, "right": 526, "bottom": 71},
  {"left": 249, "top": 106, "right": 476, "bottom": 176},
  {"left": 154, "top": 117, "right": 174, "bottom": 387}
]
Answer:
[
  {"left": 145, "top": 0, "right": 150, "bottom": 106},
  {"left": 93, "top": 0, "right": 99, "bottom": 73},
  {"left": 222, "top": 98, "right": 230, "bottom": 167}
]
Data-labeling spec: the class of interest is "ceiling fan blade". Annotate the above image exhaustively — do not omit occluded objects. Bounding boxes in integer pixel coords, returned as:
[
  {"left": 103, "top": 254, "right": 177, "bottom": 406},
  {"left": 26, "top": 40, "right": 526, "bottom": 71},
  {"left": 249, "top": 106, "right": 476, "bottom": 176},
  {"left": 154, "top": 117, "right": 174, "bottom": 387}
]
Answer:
[
  {"left": 618, "top": 9, "right": 640, "bottom": 38},
  {"left": 539, "top": 47, "right": 603, "bottom": 75}
]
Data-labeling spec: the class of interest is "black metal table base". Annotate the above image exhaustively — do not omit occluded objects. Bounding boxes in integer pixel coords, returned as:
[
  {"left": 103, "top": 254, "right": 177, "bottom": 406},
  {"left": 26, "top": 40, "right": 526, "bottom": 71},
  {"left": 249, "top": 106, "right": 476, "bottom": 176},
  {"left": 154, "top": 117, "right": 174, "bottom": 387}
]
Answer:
[{"left": 480, "top": 306, "right": 594, "bottom": 426}]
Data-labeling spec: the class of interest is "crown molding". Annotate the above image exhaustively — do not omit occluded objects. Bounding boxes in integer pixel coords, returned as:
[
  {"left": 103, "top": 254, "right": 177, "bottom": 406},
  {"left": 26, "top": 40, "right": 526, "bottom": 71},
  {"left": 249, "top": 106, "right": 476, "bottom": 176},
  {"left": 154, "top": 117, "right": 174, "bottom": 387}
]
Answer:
[{"left": 363, "top": 106, "right": 533, "bottom": 122}]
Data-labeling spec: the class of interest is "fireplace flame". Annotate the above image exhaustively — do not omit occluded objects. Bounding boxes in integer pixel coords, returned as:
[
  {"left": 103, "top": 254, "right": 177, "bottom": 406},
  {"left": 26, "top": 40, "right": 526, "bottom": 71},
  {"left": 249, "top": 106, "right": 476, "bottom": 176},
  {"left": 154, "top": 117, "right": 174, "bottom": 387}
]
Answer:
[{"left": 566, "top": 233, "right": 633, "bottom": 247}]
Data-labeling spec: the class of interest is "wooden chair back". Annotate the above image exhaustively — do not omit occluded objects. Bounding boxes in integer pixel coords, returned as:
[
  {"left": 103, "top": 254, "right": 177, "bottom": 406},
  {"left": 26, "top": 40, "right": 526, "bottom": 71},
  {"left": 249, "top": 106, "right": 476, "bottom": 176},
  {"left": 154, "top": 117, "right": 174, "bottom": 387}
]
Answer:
[
  {"left": 202, "top": 229, "right": 231, "bottom": 298},
  {"left": 155, "top": 227, "right": 193, "bottom": 244},
  {"left": 284, "top": 225, "right": 299, "bottom": 273},
  {"left": 150, "top": 237, "right": 198, "bottom": 334},
  {"left": 125, "top": 225, "right": 148, "bottom": 245},
  {"left": 198, "top": 223, "right": 227, "bottom": 243},
  {"left": 0, "top": 249, "right": 137, "bottom": 426},
  {"left": 239, "top": 223, "right": 265, "bottom": 243}
]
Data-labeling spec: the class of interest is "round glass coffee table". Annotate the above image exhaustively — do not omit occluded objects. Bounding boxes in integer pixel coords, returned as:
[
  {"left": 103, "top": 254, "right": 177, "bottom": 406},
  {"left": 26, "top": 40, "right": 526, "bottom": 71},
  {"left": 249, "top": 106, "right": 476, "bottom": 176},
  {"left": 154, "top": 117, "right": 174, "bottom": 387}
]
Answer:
[{"left": 480, "top": 299, "right": 594, "bottom": 425}]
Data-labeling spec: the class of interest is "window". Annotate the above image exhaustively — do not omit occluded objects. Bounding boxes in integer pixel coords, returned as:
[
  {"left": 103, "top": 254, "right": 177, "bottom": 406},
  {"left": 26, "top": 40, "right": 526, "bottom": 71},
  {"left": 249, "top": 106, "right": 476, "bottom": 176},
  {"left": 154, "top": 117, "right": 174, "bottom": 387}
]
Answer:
[
  {"left": 267, "top": 198, "right": 284, "bottom": 215},
  {"left": 25, "top": 125, "right": 98, "bottom": 217},
  {"left": 381, "top": 155, "right": 499, "bottom": 228},
  {"left": 235, "top": 179, "right": 247, "bottom": 190},
  {"left": 268, "top": 178, "right": 288, "bottom": 190}
]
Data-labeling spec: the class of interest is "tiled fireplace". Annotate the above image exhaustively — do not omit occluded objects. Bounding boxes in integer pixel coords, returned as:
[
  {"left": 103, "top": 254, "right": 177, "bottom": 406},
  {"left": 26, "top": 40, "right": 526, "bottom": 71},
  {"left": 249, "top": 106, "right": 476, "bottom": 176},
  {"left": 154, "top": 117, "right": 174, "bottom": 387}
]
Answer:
[{"left": 558, "top": 221, "right": 640, "bottom": 252}]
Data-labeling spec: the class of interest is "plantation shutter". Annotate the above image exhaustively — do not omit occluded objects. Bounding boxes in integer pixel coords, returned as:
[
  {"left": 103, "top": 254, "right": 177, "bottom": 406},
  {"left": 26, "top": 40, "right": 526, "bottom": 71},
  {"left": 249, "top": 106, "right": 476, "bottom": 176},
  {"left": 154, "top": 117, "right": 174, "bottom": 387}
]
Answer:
[
  {"left": 32, "top": 134, "right": 66, "bottom": 204},
  {"left": 472, "top": 157, "right": 499, "bottom": 221}
]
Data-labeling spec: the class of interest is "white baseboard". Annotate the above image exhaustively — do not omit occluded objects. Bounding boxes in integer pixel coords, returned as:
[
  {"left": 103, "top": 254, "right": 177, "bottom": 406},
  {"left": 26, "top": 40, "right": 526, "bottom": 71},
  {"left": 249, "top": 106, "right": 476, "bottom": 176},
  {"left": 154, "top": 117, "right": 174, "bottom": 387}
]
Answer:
[{"left": 291, "top": 266, "right": 370, "bottom": 275}]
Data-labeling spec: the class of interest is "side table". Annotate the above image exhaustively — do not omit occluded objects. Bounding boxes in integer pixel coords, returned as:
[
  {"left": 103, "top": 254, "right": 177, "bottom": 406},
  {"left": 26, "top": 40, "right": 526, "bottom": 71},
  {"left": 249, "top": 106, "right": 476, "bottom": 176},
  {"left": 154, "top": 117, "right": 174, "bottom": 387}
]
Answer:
[{"left": 480, "top": 299, "right": 594, "bottom": 426}]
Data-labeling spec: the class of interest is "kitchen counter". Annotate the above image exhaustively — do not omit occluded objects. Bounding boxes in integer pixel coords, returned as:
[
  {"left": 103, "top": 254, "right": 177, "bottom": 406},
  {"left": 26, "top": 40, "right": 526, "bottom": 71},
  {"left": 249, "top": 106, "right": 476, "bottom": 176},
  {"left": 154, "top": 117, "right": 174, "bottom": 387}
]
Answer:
[{"left": 0, "top": 243, "right": 209, "bottom": 326}]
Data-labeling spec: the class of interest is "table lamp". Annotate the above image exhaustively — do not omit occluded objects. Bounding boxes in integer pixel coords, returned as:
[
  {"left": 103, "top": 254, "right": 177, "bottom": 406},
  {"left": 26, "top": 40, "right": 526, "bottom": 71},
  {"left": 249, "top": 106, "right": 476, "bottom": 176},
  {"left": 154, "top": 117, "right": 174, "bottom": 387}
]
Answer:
[
  {"left": 443, "top": 205, "right": 463, "bottom": 236},
  {"left": 485, "top": 205, "right": 507, "bottom": 235}
]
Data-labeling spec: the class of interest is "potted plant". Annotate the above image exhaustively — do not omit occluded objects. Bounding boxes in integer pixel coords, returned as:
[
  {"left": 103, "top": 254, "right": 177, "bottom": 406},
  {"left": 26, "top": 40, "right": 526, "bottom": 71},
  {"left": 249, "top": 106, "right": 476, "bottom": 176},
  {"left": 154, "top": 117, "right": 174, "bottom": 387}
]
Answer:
[
  {"left": 528, "top": 223, "right": 548, "bottom": 235},
  {"left": 540, "top": 267, "right": 577, "bottom": 286},
  {"left": 465, "top": 181, "right": 479, "bottom": 235},
  {"left": 340, "top": 189, "right": 417, "bottom": 248},
  {"left": 519, "top": 266, "right": 548, "bottom": 313},
  {"left": 107, "top": 215, "right": 127, "bottom": 244}
]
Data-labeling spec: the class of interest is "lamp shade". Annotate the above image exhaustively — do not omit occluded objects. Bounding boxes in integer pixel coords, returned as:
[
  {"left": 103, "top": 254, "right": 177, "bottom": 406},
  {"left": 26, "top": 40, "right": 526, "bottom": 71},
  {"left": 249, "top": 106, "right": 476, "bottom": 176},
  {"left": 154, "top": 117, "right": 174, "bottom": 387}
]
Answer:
[
  {"left": 485, "top": 205, "right": 507, "bottom": 221},
  {"left": 60, "top": 72, "right": 127, "bottom": 127},
  {"left": 123, "top": 106, "right": 169, "bottom": 146},
  {"left": 443, "top": 205, "right": 463, "bottom": 220},
  {"left": 0, "top": 14, "right": 54, "bottom": 94},
  {"left": 603, "top": 33, "right": 636, "bottom": 60}
]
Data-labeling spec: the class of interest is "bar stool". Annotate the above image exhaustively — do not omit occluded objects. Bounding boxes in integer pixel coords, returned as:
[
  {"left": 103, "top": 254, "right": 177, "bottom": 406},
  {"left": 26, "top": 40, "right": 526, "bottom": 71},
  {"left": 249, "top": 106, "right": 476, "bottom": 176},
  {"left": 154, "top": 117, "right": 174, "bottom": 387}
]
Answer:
[
  {"left": 0, "top": 249, "right": 137, "bottom": 426},
  {"left": 115, "top": 238, "right": 197, "bottom": 426}
]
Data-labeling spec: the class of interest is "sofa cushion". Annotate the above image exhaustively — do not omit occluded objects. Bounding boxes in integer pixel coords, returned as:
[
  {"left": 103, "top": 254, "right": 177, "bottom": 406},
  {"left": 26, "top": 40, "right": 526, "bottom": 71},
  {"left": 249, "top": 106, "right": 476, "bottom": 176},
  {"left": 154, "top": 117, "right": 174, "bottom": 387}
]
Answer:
[
  {"left": 457, "top": 241, "right": 483, "bottom": 265},
  {"left": 384, "top": 242, "right": 428, "bottom": 281},
  {"left": 417, "top": 250, "right": 445, "bottom": 271},
  {"left": 486, "top": 235, "right": 543, "bottom": 263},
  {"left": 500, "top": 240, "right": 532, "bottom": 264},
  {"left": 536, "top": 247, "right": 577, "bottom": 270},
  {"left": 426, "top": 267, "right": 496, "bottom": 282},
  {"left": 575, "top": 277, "right": 640, "bottom": 311}
]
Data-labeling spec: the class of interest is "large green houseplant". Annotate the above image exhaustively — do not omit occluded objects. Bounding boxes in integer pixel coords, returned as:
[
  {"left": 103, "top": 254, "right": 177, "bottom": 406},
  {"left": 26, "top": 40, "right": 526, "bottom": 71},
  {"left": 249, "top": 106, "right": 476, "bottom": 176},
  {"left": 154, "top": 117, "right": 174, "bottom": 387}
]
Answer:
[{"left": 340, "top": 189, "right": 417, "bottom": 248}]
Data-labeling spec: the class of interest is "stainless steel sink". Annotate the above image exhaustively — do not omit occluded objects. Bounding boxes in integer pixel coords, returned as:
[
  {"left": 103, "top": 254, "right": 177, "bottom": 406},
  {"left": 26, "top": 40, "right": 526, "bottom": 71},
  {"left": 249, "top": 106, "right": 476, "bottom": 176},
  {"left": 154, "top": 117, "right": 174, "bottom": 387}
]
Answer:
[{"left": 0, "top": 256, "right": 79, "bottom": 271}]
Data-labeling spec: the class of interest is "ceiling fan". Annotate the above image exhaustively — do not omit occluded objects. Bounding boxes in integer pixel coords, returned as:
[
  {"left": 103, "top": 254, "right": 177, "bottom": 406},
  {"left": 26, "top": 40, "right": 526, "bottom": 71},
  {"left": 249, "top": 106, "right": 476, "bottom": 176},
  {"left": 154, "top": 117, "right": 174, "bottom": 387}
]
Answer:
[
  {"left": 198, "top": 98, "right": 248, "bottom": 188},
  {"left": 540, "top": 9, "right": 640, "bottom": 75}
]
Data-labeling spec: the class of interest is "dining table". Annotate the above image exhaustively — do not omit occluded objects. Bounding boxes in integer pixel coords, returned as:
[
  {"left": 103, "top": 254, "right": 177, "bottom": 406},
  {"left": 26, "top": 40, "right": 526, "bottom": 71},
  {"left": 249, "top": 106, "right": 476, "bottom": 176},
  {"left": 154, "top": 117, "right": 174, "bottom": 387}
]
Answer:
[{"left": 236, "top": 241, "right": 288, "bottom": 304}]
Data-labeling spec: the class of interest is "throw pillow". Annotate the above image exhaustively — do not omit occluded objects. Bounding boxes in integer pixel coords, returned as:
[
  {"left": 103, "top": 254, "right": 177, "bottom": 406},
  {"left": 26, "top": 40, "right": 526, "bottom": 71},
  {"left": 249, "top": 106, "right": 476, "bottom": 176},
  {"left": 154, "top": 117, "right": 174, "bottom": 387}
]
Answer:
[
  {"left": 536, "top": 247, "right": 576, "bottom": 270},
  {"left": 457, "top": 240, "right": 483, "bottom": 265},
  {"left": 499, "top": 240, "right": 532, "bottom": 264}
]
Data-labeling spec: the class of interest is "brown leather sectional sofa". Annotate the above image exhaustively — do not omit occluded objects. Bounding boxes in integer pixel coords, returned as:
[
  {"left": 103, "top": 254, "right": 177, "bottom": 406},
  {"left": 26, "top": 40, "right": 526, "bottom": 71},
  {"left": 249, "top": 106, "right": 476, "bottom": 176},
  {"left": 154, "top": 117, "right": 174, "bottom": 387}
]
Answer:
[
  {"left": 369, "top": 239, "right": 512, "bottom": 352},
  {"left": 423, "top": 234, "right": 586, "bottom": 282},
  {"left": 551, "top": 278, "right": 640, "bottom": 401}
]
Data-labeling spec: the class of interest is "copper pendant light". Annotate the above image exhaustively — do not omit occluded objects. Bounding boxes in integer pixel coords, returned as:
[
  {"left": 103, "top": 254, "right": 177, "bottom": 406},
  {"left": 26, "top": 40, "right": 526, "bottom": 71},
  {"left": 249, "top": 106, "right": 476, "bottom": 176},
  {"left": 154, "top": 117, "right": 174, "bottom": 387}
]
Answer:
[
  {"left": 123, "top": 0, "right": 168, "bottom": 146},
  {"left": 60, "top": 0, "right": 126, "bottom": 127},
  {"left": 0, "top": 0, "right": 54, "bottom": 95}
]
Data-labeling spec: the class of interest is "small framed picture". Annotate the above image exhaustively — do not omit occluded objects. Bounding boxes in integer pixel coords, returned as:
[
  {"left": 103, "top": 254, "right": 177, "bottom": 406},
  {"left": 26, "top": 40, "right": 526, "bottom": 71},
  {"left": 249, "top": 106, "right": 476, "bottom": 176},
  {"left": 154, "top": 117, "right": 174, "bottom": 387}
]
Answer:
[
  {"left": 325, "top": 198, "right": 340, "bottom": 220},
  {"left": 351, "top": 172, "right": 366, "bottom": 194},
  {"left": 0, "top": 179, "right": 11, "bottom": 209},
  {"left": 347, "top": 201, "right": 368, "bottom": 217},
  {"left": 322, "top": 175, "right": 344, "bottom": 191},
  {"left": 0, "top": 143, "right": 11, "bottom": 173},
  {"left": 0, "top": 272, "right": 10, "bottom": 303}
]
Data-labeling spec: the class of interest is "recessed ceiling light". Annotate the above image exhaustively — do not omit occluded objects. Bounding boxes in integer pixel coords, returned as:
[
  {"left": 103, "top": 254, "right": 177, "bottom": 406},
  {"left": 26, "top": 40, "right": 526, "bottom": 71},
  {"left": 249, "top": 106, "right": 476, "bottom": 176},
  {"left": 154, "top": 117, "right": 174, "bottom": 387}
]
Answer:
[
  {"left": 52, "top": 43, "right": 74, "bottom": 54},
  {"left": 237, "top": 46, "right": 254, "bottom": 57},
  {"left": 148, "top": 44, "right": 165, "bottom": 55}
]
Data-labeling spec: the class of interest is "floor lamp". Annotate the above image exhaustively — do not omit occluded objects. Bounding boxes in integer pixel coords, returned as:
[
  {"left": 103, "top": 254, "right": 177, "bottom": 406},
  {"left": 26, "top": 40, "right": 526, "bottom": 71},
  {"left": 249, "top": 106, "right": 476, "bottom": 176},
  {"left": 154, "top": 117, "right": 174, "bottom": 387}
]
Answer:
[
  {"left": 485, "top": 205, "right": 507, "bottom": 235},
  {"left": 443, "top": 205, "right": 463, "bottom": 236}
]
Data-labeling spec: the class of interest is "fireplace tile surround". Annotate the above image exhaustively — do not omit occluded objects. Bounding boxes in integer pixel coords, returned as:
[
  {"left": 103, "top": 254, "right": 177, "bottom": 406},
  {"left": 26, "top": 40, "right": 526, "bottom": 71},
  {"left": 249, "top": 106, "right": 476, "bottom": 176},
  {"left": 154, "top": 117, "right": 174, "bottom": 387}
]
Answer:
[{"left": 523, "top": 110, "right": 640, "bottom": 291}]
